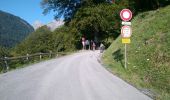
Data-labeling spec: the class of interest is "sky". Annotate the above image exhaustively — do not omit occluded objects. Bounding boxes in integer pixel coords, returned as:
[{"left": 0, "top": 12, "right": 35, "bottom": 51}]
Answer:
[{"left": 0, "top": 0, "right": 56, "bottom": 25}]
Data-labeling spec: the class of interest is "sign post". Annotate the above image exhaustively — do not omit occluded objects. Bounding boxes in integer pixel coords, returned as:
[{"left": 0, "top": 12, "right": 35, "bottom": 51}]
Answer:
[
  {"left": 120, "top": 9, "right": 132, "bottom": 69},
  {"left": 125, "top": 43, "right": 127, "bottom": 69}
]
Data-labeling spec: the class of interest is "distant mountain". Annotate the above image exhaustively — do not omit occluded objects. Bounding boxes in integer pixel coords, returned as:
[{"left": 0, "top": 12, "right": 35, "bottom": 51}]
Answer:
[
  {"left": 47, "top": 20, "right": 64, "bottom": 31},
  {"left": 32, "top": 20, "right": 44, "bottom": 30},
  {"left": 0, "top": 10, "right": 34, "bottom": 48},
  {"left": 33, "top": 20, "right": 64, "bottom": 31}
]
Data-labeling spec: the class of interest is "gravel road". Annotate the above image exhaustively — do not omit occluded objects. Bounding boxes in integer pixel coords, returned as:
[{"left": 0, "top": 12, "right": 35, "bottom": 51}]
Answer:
[{"left": 0, "top": 51, "right": 152, "bottom": 100}]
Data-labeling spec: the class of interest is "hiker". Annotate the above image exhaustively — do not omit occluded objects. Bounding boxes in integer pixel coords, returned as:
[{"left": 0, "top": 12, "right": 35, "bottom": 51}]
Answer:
[
  {"left": 90, "top": 40, "right": 93, "bottom": 50},
  {"left": 100, "top": 43, "right": 105, "bottom": 53},
  {"left": 85, "top": 40, "right": 90, "bottom": 50},
  {"left": 92, "top": 42, "right": 96, "bottom": 51},
  {"left": 82, "top": 37, "right": 86, "bottom": 50}
]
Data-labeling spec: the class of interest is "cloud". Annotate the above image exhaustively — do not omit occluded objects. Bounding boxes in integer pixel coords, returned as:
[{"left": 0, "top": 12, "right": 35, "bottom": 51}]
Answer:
[
  {"left": 32, "top": 20, "right": 64, "bottom": 31},
  {"left": 47, "top": 20, "right": 64, "bottom": 31},
  {"left": 32, "top": 20, "right": 44, "bottom": 30}
]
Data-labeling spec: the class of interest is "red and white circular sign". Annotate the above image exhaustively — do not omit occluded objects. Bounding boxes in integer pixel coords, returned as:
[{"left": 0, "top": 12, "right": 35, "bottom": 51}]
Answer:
[
  {"left": 121, "top": 26, "right": 132, "bottom": 38},
  {"left": 120, "top": 9, "right": 132, "bottom": 21}
]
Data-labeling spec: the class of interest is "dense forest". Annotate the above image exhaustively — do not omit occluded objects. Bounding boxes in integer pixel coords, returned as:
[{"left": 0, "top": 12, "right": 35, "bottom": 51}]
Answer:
[{"left": 0, "top": 10, "right": 34, "bottom": 48}]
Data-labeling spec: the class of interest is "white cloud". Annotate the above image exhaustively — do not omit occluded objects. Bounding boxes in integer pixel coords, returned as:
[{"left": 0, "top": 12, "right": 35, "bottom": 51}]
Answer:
[
  {"left": 32, "top": 20, "right": 64, "bottom": 31},
  {"left": 47, "top": 20, "right": 64, "bottom": 31},
  {"left": 32, "top": 20, "right": 44, "bottom": 30}
]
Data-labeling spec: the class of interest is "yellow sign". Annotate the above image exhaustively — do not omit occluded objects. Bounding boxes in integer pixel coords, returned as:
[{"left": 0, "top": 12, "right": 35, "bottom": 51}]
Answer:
[{"left": 122, "top": 38, "right": 131, "bottom": 44}]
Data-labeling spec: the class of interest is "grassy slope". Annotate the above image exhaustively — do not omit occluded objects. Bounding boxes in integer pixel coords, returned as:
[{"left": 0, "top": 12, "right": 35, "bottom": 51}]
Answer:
[{"left": 103, "top": 5, "right": 170, "bottom": 100}]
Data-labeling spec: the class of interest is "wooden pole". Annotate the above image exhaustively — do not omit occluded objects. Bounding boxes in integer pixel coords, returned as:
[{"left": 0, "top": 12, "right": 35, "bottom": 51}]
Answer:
[
  {"left": 26, "top": 53, "right": 29, "bottom": 60},
  {"left": 4, "top": 56, "right": 9, "bottom": 72},
  {"left": 49, "top": 51, "right": 52, "bottom": 58},
  {"left": 40, "top": 53, "right": 42, "bottom": 60}
]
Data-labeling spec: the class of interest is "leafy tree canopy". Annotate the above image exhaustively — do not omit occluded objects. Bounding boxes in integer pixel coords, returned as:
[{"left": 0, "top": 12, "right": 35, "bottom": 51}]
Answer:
[
  {"left": 41, "top": 0, "right": 110, "bottom": 22},
  {"left": 13, "top": 25, "right": 80, "bottom": 55},
  {"left": 13, "top": 26, "right": 53, "bottom": 55},
  {"left": 70, "top": 3, "right": 122, "bottom": 41},
  {"left": 41, "top": 0, "right": 170, "bottom": 22}
]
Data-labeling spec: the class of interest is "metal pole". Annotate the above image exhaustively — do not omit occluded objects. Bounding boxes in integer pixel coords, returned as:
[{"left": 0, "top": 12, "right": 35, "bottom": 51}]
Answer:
[{"left": 125, "top": 44, "right": 127, "bottom": 69}]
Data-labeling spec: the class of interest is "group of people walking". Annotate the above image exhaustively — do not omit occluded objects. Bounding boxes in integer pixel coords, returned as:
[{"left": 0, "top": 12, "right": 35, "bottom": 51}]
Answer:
[
  {"left": 81, "top": 37, "right": 105, "bottom": 53},
  {"left": 82, "top": 37, "right": 96, "bottom": 50}
]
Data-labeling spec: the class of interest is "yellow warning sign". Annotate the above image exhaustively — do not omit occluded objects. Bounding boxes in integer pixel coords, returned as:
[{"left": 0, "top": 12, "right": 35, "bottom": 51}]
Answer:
[{"left": 122, "top": 38, "right": 131, "bottom": 44}]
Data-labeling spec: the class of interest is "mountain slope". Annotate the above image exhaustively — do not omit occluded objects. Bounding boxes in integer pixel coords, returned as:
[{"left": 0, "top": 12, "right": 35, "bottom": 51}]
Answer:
[
  {"left": 103, "top": 5, "right": 170, "bottom": 100},
  {"left": 0, "top": 10, "right": 34, "bottom": 48},
  {"left": 33, "top": 20, "right": 64, "bottom": 31}
]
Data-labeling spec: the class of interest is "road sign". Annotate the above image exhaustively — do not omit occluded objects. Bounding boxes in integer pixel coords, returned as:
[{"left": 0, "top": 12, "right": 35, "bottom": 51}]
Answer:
[
  {"left": 121, "top": 26, "right": 132, "bottom": 38},
  {"left": 122, "top": 21, "right": 131, "bottom": 26},
  {"left": 122, "top": 38, "right": 131, "bottom": 44},
  {"left": 120, "top": 9, "right": 132, "bottom": 21},
  {"left": 120, "top": 9, "right": 133, "bottom": 69}
]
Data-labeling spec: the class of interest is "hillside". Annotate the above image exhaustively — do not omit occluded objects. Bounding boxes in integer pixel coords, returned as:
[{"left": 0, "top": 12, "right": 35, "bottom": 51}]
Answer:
[
  {"left": 0, "top": 10, "right": 34, "bottom": 48},
  {"left": 103, "top": 5, "right": 170, "bottom": 100}
]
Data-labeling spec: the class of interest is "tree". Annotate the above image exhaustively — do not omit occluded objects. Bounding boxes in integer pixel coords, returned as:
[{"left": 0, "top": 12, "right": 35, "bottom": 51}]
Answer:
[
  {"left": 70, "top": 3, "right": 122, "bottom": 44},
  {"left": 133, "top": 0, "right": 170, "bottom": 11},
  {"left": 41, "top": 0, "right": 110, "bottom": 22},
  {"left": 13, "top": 25, "right": 80, "bottom": 55},
  {"left": 52, "top": 26, "right": 79, "bottom": 51},
  {"left": 14, "top": 26, "right": 53, "bottom": 55}
]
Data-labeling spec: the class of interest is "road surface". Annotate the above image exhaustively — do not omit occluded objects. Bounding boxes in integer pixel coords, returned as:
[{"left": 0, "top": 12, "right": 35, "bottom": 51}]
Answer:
[{"left": 0, "top": 51, "right": 152, "bottom": 100}]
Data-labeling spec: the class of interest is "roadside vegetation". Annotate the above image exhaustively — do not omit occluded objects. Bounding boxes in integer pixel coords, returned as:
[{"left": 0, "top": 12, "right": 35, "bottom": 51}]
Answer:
[
  {"left": 0, "top": 1, "right": 170, "bottom": 98},
  {"left": 103, "top": 5, "right": 170, "bottom": 100},
  {"left": 0, "top": 25, "right": 79, "bottom": 72}
]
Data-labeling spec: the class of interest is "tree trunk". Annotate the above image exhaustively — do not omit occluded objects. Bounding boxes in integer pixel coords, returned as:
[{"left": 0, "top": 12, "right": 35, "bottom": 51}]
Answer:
[
  {"left": 94, "top": 32, "right": 98, "bottom": 42},
  {"left": 94, "top": 26, "right": 99, "bottom": 44}
]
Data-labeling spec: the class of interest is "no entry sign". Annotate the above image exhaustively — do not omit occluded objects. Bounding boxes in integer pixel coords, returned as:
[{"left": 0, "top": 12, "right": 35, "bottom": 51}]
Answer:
[
  {"left": 121, "top": 25, "right": 132, "bottom": 38},
  {"left": 120, "top": 9, "right": 132, "bottom": 21},
  {"left": 120, "top": 9, "right": 133, "bottom": 69}
]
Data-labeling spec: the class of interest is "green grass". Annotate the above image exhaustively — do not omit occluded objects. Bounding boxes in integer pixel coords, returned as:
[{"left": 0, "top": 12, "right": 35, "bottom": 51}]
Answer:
[{"left": 103, "top": 5, "right": 170, "bottom": 100}]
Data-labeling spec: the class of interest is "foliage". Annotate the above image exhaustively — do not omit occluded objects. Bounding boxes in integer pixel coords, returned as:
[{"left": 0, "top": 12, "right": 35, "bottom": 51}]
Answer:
[
  {"left": 41, "top": 0, "right": 110, "bottom": 22},
  {"left": 70, "top": 4, "right": 120, "bottom": 37},
  {"left": 13, "top": 26, "right": 53, "bottom": 55},
  {"left": 133, "top": 0, "right": 170, "bottom": 11},
  {"left": 0, "top": 10, "right": 34, "bottom": 48},
  {"left": 114, "top": 0, "right": 170, "bottom": 11},
  {"left": 0, "top": 46, "right": 11, "bottom": 72},
  {"left": 41, "top": 0, "right": 170, "bottom": 21},
  {"left": 13, "top": 25, "right": 79, "bottom": 56},
  {"left": 52, "top": 26, "right": 80, "bottom": 51},
  {"left": 103, "top": 5, "right": 170, "bottom": 100},
  {"left": 41, "top": 0, "right": 170, "bottom": 48},
  {"left": 41, "top": 0, "right": 135, "bottom": 48},
  {"left": 0, "top": 46, "right": 10, "bottom": 57},
  {"left": 69, "top": 3, "right": 126, "bottom": 47}
]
